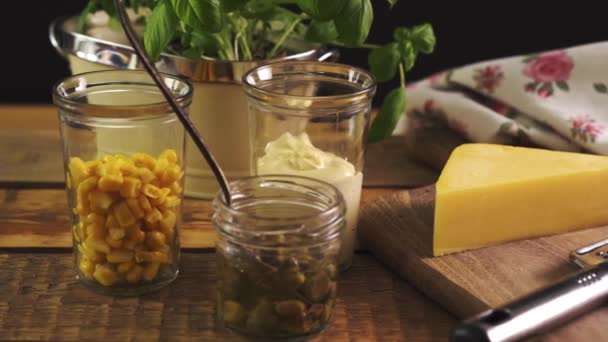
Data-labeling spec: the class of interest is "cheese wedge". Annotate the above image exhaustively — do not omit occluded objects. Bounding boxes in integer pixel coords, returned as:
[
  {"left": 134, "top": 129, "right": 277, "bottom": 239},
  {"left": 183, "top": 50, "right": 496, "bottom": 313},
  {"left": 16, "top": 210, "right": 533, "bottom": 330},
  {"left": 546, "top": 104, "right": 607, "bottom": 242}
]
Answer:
[{"left": 434, "top": 143, "right": 608, "bottom": 256}]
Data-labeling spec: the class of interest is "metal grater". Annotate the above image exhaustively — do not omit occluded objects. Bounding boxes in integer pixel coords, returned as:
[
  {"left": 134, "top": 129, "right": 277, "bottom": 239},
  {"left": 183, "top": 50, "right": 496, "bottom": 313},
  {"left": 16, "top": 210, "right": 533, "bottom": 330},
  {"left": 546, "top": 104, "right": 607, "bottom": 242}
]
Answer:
[
  {"left": 571, "top": 238, "right": 608, "bottom": 268},
  {"left": 451, "top": 238, "right": 608, "bottom": 342}
]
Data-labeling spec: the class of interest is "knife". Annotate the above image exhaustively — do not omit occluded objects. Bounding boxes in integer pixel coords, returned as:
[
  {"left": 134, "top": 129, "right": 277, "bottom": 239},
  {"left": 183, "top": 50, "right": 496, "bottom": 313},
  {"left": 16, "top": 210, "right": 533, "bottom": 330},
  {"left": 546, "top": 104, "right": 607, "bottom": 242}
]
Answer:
[{"left": 451, "top": 238, "right": 608, "bottom": 342}]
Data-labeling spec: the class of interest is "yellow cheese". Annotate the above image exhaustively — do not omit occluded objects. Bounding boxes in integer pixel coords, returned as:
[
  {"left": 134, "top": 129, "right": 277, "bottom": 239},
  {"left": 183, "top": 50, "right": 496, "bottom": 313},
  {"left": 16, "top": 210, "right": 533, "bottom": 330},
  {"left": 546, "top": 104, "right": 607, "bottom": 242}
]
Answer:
[{"left": 434, "top": 143, "right": 608, "bottom": 256}]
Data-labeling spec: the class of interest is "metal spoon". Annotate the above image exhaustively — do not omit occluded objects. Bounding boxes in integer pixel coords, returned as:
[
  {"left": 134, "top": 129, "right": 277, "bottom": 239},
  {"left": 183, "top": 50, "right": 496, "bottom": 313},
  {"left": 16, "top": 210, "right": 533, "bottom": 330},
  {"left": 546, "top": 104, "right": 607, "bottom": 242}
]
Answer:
[{"left": 113, "top": 0, "right": 232, "bottom": 205}]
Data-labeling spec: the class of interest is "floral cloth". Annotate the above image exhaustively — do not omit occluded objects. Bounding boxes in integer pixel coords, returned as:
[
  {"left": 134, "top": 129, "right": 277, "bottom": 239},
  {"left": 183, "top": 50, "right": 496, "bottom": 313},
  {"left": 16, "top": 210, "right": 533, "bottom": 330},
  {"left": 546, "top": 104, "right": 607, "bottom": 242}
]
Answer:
[{"left": 395, "top": 41, "right": 608, "bottom": 154}]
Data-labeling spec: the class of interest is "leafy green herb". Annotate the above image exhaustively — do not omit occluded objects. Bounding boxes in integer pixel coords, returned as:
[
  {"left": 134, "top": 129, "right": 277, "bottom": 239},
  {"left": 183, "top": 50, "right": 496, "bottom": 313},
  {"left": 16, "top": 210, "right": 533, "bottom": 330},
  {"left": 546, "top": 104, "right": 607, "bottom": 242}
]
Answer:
[
  {"left": 77, "top": 0, "right": 436, "bottom": 143},
  {"left": 334, "top": 0, "right": 373, "bottom": 46},
  {"left": 368, "top": 87, "right": 406, "bottom": 143},
  {"left": 143, "top": 0, "right": 178, "bottom": 61}
]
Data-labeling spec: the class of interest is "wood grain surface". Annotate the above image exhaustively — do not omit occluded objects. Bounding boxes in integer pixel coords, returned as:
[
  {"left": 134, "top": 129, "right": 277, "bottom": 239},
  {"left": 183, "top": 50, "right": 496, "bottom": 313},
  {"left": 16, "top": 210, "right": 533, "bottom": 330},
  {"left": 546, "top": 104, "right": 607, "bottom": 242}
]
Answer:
[
  {"left": 358, "top": 185, "right": 608, "bottom": 341},
  {"left": 0, "top": 252, "right": 455, "bottom": 341}
]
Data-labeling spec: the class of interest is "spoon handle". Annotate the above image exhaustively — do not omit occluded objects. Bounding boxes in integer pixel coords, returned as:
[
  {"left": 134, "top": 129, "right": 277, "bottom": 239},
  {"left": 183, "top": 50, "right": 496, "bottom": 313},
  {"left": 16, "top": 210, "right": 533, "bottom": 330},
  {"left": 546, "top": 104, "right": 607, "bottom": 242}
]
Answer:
[{"left": 113, "top": 0, "right": 232, "bottom": 205}]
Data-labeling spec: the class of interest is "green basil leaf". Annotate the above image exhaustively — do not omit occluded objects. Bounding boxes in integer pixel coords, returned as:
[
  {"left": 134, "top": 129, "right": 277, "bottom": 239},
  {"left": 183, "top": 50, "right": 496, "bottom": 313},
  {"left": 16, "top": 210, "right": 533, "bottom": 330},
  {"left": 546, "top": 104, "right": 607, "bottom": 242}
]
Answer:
[
  {"left": 398, "top": 40, "right": 416, "bottom": 71},
  {"left": 368, "top": 43, "right": 400, "bottom": 82},
  {"left": 296, "top": 0, "right": 348, "bottom": 21},
  {"left": 77, "top": 1, "right": 97, "bottom": 33},
  {"left": 144, "top": 0, "right": 178, "bottom": 61},
  {"left": 241, "top": 0, "right": 276, "bottom": 20},
  {"left": 305, "top": 20, "right": 338, "bottom": 43},
  {"left": 387, "top": 0, "right": 398, "bottom": 8},
  {"left": 190, "top": 30, "right": 219, "bottom": 55},
  {"left": 170, "top": 0, "right": 223, "bottom": 33},
  {"left": 393, "top": 27, "right": 410, "bottom": 42},
  {"left": 411, "top": 23, "right": 436, "bottom": 54},
  {"left": 221, "top": 0, "right": 248, "bottom": 12},
  {"left": 368, "top": 87, "right": 406, "bottom": 143},
  {"left": 334, "top": 0, "right": 373, "bottom": 46}
]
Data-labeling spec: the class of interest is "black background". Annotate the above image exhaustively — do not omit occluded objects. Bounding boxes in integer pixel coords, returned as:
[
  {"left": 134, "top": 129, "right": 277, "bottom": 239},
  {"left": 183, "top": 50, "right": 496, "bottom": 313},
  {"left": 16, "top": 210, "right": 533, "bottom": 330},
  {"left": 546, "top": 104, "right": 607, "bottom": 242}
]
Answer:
[{"left": 1, "top": 1, "right": 606, "bottom": 104}]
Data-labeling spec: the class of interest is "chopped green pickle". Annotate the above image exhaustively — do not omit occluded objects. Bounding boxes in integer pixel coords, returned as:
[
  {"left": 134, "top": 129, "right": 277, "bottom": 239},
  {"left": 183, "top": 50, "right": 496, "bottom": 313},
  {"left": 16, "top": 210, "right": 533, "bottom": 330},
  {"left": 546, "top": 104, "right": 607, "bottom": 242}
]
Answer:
[{"left": 216, "top": 251, "right": 337, "bottom": 338}]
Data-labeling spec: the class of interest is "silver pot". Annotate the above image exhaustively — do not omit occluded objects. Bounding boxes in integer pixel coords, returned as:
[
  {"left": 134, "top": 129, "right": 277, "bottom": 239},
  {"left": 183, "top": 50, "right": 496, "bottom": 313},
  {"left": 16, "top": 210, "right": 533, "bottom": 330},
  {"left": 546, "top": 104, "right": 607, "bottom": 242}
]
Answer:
[{"left": 50, "top": 16, "right": 338, "bottom": 198}]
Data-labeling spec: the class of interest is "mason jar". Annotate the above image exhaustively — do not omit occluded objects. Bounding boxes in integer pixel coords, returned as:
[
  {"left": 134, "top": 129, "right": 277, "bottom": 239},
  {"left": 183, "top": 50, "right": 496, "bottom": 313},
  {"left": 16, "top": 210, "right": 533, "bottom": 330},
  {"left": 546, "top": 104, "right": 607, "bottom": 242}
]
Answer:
[
  {"left": 53, "top": 70, "right": 191, "bottom": 296},
  {"left": 243, "top": 62, "right": 376, "bottom": 271},
  {"left": 213, "top": 175, "right": 345, "bottom": 339}
]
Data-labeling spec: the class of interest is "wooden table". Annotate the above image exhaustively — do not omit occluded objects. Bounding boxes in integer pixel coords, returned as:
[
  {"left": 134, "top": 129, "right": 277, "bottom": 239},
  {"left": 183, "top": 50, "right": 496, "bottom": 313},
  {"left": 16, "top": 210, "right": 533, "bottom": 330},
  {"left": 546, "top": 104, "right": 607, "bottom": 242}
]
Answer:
[{"left": 0, "top": 105, "right": 455, "bottom": 341}]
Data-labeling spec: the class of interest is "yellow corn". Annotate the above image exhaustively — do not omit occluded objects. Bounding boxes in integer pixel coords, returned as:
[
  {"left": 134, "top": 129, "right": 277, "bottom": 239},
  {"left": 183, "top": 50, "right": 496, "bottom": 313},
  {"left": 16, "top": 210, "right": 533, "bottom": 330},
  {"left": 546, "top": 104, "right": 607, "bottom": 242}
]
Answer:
[
  {"left": 108, "top": 227, "right": 126, "bottom": 240},
  {"left": 93, "top": 264, "right": 119, "bottom": 286},
  {"left": 113, "top": 201, "right": 136, "bottom": 227},
  {"left": 135, "top": 250, "right": 169, "bottom": 264},
  {"left": 145, "top": 231, "right": 166, "bottom": 250},
  {"left": 142, "top": 183, "right": 162, "bottom": 199},
  {"left": 150, "top": 188, "right": 171, "bottom": 206},
  {"left": 79, "top": 258, "right": 96, "bottom": 279},
  {"left": 125, "top": 198, "right": 145, "bottom": 219},
  {"left": 85, "top": 213, "right": 106, "bottom": 238},
  {"left": 122, "top": 239, "right": 138, "bottom": 250},
  {"left": 126, "top": 264, "right": 144, "bottom": 283},
  {"left": 105, "top": 214, "right": 119, "bottom": 229},
  {"left": 144, "top": 207, "right": 163, "bottom": 224},
  {"left": 85, "top": 236, "right": 111, "bottom": 254},
  {"left": 74, "top": 221, "right": 86, "bottom": 242},
  {"left": 117, "top": 261, "right": 134, "bottom": 274},
  {"left": 126, "top": 225, "right": 146, "bottom": 243},
  {"left": 169, "top": 181, "right": 182, "bottom": 195},
  {"left": 133, "top": 153, "right": 156, "bottom": 170},
  {"left": 106, "top": 249, "right": 134, "bottom": 263},
  {"left": 159, "top": 149, "right": 178, "bottom": 164},
  {"left": 78, "top": 243, "right": 105, "bottom": 263},
  {"left": 138, "top": 195, "right": 153, "bottom": 213},
  {"left": 162, "top": 195, "right": 181, "bottom": 208},
  {"left": 98, "top": 173, "right": 123, "bottom": 191},
  {"left": 136, "top": 167, "right": 156, "bottom": 184},
  {"left": 159, "top": 210, "right": 177, "bottom": 232},
  {"left": 153, "top": 158, "right": 170, "bottom": 178},
  {"left": 142, "top": 262, "right": 161, "bottom": 281},
  {"left": 105, "top": 235, "right": 123, "bottom": 249},
  {"left": 69, "top": 157, "right": 90, "bottom": 187},
  {"left": 88, "top": 190, "right": 115, "bottom": 213},
  {"left": 160, "top": 165, "right": 183, "bottom": 184},
  {"left": 120, "top": 177, "right": 142, "bottom": 198}
]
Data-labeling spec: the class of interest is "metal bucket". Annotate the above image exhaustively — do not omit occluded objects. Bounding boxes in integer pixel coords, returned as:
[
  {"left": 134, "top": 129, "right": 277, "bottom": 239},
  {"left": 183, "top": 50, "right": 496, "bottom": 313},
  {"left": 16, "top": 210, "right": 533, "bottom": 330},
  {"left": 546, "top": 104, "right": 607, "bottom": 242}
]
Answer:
[{"left": 50, "top": 16, "right": 338, "bottom": 198}]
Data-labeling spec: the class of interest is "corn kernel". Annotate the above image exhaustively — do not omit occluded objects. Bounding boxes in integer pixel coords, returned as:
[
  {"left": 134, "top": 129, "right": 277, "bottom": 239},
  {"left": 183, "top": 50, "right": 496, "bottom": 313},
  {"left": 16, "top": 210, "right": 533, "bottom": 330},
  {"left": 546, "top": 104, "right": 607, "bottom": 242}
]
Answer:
[
  {"left": 138, "top": 195, "right": 153, "bottom": 213},
  {"left": 136, "top": 167, "right": 156, "bottom": 184},
  {"left": 105, "top": 214, "right": 119, "bottom": 229},
  {"left": 74, "top": 222, "right": 86, "bottom": 241},
  {"left": 108, "top": 227, "right": 126, "bottom": 240},
  {"left": 144, "top": 220, "right": 160, "bottom": 231},
  {"left": 135, "top": 250, "right": 169, "bottom": 264},
  {"left": 68, "top": 157, "right": 90, "bottom": 186},
  {"left": 117, "top": 261, "right": 134, "bottom": 274},
  {"left": 163, "top": 195, "right": 181, "bottom": 208},
  {"left": 120, "top": 162, "right": 137, "bottom": 176},
  {"left": 79, "top": 258, "right": 96, "bottom": 279},
  {"left": 125, "top": 198, "right": 145, "bottom": 219},
  {"left": 98, "top": 173, "right": 123, "bottom": 191},
  {"left": 169, "top": 182, "right": 182, "bottom": 195},
  {"left": 85, "top": 236, "right": 111, "bottom": 254},
  {"left": 142, "top": 262, "right": 161, "bottom": 281},
  {"left": 122, "top": 239, "right": 138, "bottom": 250},
  {"left": 159, "top": 210, "right": 177, "bottom": 232},
  {"left": 85, "top": 213, "right": 106, "bottom": 238},
  {"left": 93, "top": 264, "right": 119, "bottom": 286},
  {"left": 88, "top": 190, "right": 115, "bottom": 213},
  {"left": 159, "top": 149, "right": 178, "bottom": 164},
  {"left": 120, "top": 177, "right": 142, "bottom": 198},
  {"left": 106, "top": 249, "right": 134, "bottom": 263},
  {"left": 78, "top": 243, "right": 105, "bottom": 263},
  {"left": 84, "top": 160, "right": 100, "bottom": 174},
  {"left": 142, "top": 183, "right": 162, "bottom": 199},
  {"left": 153, "top": 158, "right": 170, "bottom": 177},
  {"left": 160, "top": 165, "right": 183, "bottom": 185},
  {"left": 113, "top": 201, "right": 136, "bottom": 227},
  {"left": 150, "top": 188, "right": 171, "bottom": 206},
  {"left": 126, "top": 225, "right": 146, "bottom": 243},
  {"left": 126, "top": 264, "right": 143, "bottom": 283},
  {"left": 145, "top": 231, "right": 166, "bottom": 250},
  {"left": 145, "top": 207, "right": 163, "bottom": 224},
  {"left": 105, "top": 235, "right": 123, "bottom": 249},
  {"left": 133, "top": 153, "right": 156, "bottom": 169}
]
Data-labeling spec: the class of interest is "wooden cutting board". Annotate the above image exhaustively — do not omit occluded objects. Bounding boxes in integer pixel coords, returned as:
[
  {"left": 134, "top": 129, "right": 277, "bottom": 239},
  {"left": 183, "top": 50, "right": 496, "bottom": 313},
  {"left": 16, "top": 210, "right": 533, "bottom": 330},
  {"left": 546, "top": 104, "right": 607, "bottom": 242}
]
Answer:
[{"left": 358, "top": 185, "right": 608, "bottom": 340}]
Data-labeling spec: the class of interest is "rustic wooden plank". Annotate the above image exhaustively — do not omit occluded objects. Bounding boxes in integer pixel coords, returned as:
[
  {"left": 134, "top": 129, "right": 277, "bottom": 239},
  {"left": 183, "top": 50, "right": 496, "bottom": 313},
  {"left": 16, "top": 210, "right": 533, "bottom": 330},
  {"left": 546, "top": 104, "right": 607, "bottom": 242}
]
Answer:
[
  {"left": 0, "top": 188, "right": 396, "bottom": 249},
  {"left": 358, "top": 186, "right": 608, "bottom": 340},
  {"left": 0, "top": 252, "right": 455, "bottom": 341}
]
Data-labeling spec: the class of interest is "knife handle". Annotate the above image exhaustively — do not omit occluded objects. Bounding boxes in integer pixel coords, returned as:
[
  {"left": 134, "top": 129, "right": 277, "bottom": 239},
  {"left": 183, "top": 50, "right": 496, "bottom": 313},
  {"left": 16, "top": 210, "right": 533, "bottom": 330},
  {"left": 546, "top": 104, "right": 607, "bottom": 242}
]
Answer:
[{"left": 451, "top": 262, "right": 608, "bottom": 342}]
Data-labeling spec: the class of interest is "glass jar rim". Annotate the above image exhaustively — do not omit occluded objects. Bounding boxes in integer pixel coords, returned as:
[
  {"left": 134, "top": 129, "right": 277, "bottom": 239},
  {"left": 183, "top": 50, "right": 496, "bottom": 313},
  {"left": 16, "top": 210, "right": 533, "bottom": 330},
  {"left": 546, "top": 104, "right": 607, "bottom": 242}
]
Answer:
[
  {"left": 241, "top": 61, "right": 376, "bottom": 114},
  {"left": 213, "top": 175, "right": 346, "bottom": 248},
  {"left": 53, "top": 70, "right": 193, "bottom": 121}
]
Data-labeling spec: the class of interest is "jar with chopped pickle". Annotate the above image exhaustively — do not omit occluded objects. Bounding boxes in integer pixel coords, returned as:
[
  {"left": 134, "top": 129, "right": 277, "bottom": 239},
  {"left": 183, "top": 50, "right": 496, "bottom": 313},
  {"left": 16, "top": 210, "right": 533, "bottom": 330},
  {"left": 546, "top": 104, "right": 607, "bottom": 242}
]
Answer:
[
  {"left": 212, "top": 175, "right": 345, "bottom": 339},
  {"left": 53, "top": 70, "right": 191, "bottom": 295}
]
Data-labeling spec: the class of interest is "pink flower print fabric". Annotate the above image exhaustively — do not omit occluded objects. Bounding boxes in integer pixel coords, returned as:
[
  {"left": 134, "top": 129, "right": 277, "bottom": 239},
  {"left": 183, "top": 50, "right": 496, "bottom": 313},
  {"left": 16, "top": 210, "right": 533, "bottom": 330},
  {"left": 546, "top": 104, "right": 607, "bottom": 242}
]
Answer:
[{"left": 395, "top": 41, "right": 608, "bottom": 154}]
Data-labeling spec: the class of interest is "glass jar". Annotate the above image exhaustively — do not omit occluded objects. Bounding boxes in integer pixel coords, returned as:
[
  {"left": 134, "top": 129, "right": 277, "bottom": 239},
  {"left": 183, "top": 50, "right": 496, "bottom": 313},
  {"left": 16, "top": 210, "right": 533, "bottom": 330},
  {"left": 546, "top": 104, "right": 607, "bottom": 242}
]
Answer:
[
  {"left": 213, "top": 175, "right": 345, "bottom": 339},
  {"left": 243, "top": 62, "right": 376, "bottom": 271},
  {"left": 53, "top": 70, "right": 191, "bottom": 296}
]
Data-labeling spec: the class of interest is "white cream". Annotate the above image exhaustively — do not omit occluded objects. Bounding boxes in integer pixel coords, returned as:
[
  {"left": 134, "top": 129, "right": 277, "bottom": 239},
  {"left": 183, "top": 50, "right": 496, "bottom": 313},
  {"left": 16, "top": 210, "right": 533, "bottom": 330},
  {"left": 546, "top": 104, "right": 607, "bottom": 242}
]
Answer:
[{"left": 257, "top": 132, "right": 362, "bottom": 269}]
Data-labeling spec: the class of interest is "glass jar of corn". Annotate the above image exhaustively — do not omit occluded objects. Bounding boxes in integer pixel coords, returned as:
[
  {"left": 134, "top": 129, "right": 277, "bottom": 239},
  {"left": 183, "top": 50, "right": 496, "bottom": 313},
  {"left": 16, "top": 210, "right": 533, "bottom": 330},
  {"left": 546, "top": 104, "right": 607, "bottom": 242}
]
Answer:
[{"left": 53, "top": 70, "right": 192, "bottom": 295}]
